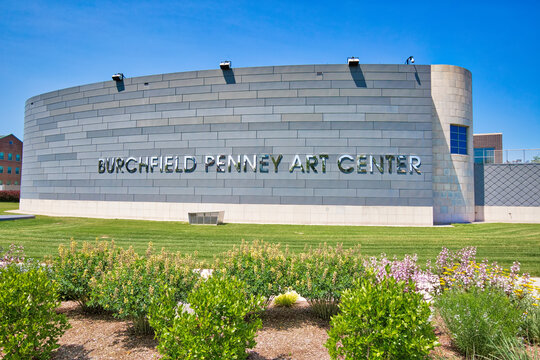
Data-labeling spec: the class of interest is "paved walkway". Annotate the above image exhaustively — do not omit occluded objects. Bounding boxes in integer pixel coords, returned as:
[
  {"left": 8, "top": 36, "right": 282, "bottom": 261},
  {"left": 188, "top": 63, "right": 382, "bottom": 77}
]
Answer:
[{"left": 0, "top": 214, "right": 35, "bottom": 221}]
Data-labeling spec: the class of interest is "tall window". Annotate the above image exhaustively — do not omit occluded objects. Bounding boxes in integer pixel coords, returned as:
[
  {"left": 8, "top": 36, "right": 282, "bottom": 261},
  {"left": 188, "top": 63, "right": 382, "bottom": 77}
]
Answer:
[
  {"left": 8, "top": 153, "right": 12, "bottom": 160},
  {"left": 0, "top": 152, "right": 3, "bottom": 160},
  {"left": 450, "top": 125, "right": 468, "bottom": 155},
  {"left": 0, "top": 166, "right": 3, "bottom": 173},
  {"left": 14, "top": 181, "right": 18, "bottom": 185},
  {"left": 15, "top": 167, "right": 20, "bottom": 174},
  {"left": 7, "top": 167, "right": 11, "bottom": 174},
  {"left": 16, "top": 154, "right": 20, "bottom": 161}
]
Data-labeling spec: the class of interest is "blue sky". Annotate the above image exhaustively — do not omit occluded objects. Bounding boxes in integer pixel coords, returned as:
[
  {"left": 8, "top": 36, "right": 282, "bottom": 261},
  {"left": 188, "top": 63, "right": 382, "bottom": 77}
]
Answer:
[{"left": 1, "top": 0, "right": 538, "bottom": 149}]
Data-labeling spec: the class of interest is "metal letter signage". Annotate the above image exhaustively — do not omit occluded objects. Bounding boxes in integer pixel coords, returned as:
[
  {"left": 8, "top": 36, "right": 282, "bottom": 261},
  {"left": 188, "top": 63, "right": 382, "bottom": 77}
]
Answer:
[{"left": 98, "top": 154, "right": 421, "bottom": 175}]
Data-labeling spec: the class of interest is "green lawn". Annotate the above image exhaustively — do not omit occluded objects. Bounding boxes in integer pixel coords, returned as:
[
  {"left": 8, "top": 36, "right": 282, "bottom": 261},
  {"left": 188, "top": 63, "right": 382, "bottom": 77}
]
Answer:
[{"left": 1, "top": 202, "right": 539, "bottom": 274}]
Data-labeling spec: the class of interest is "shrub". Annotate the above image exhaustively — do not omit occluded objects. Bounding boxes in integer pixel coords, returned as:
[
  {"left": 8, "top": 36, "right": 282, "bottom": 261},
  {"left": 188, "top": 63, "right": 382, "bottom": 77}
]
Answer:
[
  {"left": 325, "top": 274, "right": 438, "bottom": 359},
  {"left": 89, "top": 244, "right": 200, "bottom": 334},
  {"left": 52, "top": 240, "right": 118, "bottom": 310},
  {"left": 149, "top": 275, "right": 265, "bottom": 360},
  {"left": 363, "top": 253, "right": 439, "bottom": 298},
  {"left": 486, "top": 336, "right": 540, "bottom": 360},
  {"left": 292, "top": 243, "right": 364, "bottom": 319},
  {"left": 0, "top": 190, "right": 20, "bottom": 202},
  {"left": 0, "top": 243, "right": 25, "bottom": 267},
  {"left": 0, "top": 263, "right": 70, "bottom": 359},
  {"left": 213, "top": 240, "right": 289, "bottom": 303},
  {"left": 436, "top": 287, "right": 523, "bottom": 358},
  {"left": 518, "top": 296, "right": 540, "bottom": 344},
  {"left": 274, "top": 289, "right": 299, "bottom": 307},
  {"left": 436, "top": 247, "right": 534, "bottom": 297}
]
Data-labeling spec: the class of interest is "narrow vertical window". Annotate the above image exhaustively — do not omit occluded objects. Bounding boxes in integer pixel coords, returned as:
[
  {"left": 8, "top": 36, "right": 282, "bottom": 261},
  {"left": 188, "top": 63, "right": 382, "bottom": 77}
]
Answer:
[
  {"left": 16, "top": 154, "right": 20, "bottom": 161},
  {"left": 450, "top": 125, "right": 468, "bottom": 155},
  {"left": 8, "top": 153, "right": 12, "bottom": 160}
]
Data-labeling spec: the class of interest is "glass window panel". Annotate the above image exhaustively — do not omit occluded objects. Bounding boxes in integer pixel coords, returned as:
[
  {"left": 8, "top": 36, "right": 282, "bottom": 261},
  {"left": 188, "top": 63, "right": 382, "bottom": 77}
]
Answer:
[
  {"left": 0, "top": 166, "right": 3, "bottom": 173},
  {"left": 8, "top": 167, "right": 12, "bottom": 174},
  {"left": 8, "top": 153, "right": 12, "bottom": 160},
  {"left": 0, "top": 152, "right": 3, "bottom": 159},
  {"left": 15, "top": 168, "right": 20, "bottom": 174},
  {"left": 16, "top": 154, "right": 20, "bottom": 161},
  {"left": 450, "top": 125, "right": 468, "bottom": 155}
]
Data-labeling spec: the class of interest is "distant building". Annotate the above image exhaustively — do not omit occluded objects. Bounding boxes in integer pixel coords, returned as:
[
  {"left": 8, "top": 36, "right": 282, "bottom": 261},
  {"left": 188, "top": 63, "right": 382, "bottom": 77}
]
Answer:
[
  {"left": 473, "top": 133, "right": 502, "bottom": 164},
  {"left": 0, "top": 134, "right": 23, "bottom": 190}
]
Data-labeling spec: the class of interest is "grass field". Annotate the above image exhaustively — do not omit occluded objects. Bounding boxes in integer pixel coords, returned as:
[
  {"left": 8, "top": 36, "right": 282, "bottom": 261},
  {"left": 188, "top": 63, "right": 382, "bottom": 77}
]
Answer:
[{"left": 1, "top": 202, "right": 539, "bottom": 274}]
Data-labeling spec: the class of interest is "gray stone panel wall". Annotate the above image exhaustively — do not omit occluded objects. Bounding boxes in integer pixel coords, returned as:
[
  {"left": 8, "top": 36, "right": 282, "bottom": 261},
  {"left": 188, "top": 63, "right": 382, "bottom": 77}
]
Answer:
[
  {"left": 475, "top": 164, "right": 540, "bottom": 206},
  {"left": 22, "top": 64, "right": 433, "bottom": 207}
]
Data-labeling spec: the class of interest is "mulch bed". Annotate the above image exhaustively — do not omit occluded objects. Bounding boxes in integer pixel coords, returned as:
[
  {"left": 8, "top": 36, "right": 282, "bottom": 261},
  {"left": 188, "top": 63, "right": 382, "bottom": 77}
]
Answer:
[{"left": 50, "top": 301, "right": 499, "bottom": 360}]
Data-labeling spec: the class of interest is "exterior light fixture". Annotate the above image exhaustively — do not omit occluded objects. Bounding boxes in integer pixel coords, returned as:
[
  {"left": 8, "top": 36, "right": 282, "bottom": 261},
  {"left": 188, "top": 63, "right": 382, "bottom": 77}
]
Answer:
[
  {"left": 112, "top": 73, "right": 124, "bottom": 81},
  {"left": 347, "top": 57, "right": 359, "bottom": 66},
  {"left": 220, "top": 61, "right": 231, "bottom": 70},
  {"left": 405, "top": 56, "right": 415, "bottom": 64}
]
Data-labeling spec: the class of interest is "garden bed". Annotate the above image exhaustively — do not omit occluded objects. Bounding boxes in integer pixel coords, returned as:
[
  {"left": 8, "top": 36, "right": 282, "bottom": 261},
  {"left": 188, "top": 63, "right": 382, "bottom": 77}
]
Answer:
[{"left": 53, "top": 300, "right": 470, "bottom": 360}]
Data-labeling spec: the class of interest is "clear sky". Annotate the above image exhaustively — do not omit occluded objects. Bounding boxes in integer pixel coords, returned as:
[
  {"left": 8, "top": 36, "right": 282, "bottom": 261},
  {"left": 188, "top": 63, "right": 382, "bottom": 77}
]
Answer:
[{"left": 1, "top": 0, "right": 538, "bottom": 149}]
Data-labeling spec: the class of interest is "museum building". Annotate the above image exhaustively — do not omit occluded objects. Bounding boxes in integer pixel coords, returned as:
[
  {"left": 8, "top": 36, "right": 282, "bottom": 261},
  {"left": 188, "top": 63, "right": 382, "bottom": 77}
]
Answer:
[{"left": 20, "top": 63, "right": 476, "bottom": 226}]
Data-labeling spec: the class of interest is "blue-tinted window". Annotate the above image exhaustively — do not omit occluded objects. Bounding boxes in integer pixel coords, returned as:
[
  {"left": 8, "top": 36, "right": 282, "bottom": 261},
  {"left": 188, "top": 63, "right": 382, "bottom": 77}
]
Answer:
[
  {"left": 7, "top": 167, "right": 11, "bottom": 174},
  {"left": 474, "top": 148, "right": 495, "bottom": 164},
  {"left": 15, "top": 167, "right": 20, "bottom": 174},
  {"left": 14, "top": 181, "right": 18, "bottom": 185},
  {"left": 0, "top": 152, "right": 3, "bottom": 160},
  {"left": 16, "top": 154, "right": 20, "bottom": 161},
  {"left": 0, "top": 166, "right": 3, "bottom": 173},
  {"left": 450, "top": 125, "right": 468, "bottom": 155},
  {"left": 8, "top": 153, "right": 12, "bottom": 160}
]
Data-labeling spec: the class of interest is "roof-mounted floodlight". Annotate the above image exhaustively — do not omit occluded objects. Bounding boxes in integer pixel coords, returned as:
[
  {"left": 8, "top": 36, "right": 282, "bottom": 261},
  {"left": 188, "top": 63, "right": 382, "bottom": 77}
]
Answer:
[
  {"left": 112, "top": 73, "right": 124, "bottom": 81},
  {"left": 220, "top": 61, "right": 231, "bottom": 70},
  {"left": 347, "top": 57, "right": 359, "bottom": 66},
  {"left": 405, "top": 56, "right": 415, "bottom": 65}
]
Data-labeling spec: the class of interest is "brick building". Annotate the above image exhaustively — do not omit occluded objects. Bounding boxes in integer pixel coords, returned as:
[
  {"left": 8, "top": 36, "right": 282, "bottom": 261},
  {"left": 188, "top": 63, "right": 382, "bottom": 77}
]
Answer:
[
  {"left": 473, "top": 133, "right": 503, "bottom": 164},
  {"left": 0, "top": 134, "right": 23, "bottom": 190}
]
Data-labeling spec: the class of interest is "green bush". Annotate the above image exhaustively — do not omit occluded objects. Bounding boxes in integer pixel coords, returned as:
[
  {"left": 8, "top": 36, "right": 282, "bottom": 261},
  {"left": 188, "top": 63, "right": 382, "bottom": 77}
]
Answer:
[
  {"left": 325, "top": 274, "right": 438, "bottom": 360},
  {"left": 485, "top": 336, "right": 539, "bottom": 360},
  {"left": 149, "top": 276, "right": 265, "bottom": 360},
  {"left": 436, "top": 287, "right": 523, "bottom": 358},
  {"left": 0, "top": 263, "right": 71, "bottom": 359},
  {"left": 52, "top": 240, "right": 118, "bottom": 310},
  {"left": 89, "top": 244, "right": 200, "bottom": 334},
  {"left": 518, "top": 296, "right": 540, "bottom": 344},
  {"left": 292, "top": 243, "right": 364, "bottom": 319},
  {"left": 214, "top": 240, "right": 289, "bottom": 303},
  {"left": 273, "top": 289, "right": 299, "bottom": 307}
]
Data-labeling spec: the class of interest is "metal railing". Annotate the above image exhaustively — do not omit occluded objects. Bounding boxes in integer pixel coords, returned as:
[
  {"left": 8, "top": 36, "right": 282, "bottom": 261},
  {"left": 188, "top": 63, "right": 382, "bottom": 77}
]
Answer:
[{"left": 474, "top": 148, "right": 540, "bottom": 164}]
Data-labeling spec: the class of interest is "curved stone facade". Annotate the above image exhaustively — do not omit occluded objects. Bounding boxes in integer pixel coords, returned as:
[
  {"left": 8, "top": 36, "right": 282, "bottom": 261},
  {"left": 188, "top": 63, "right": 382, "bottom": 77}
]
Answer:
[
  {"left": 431, "top": 65, "right": 474, "bottom": 223},
  {"left": 21, "top": 64, "right": 472, "bottom": 225}
]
